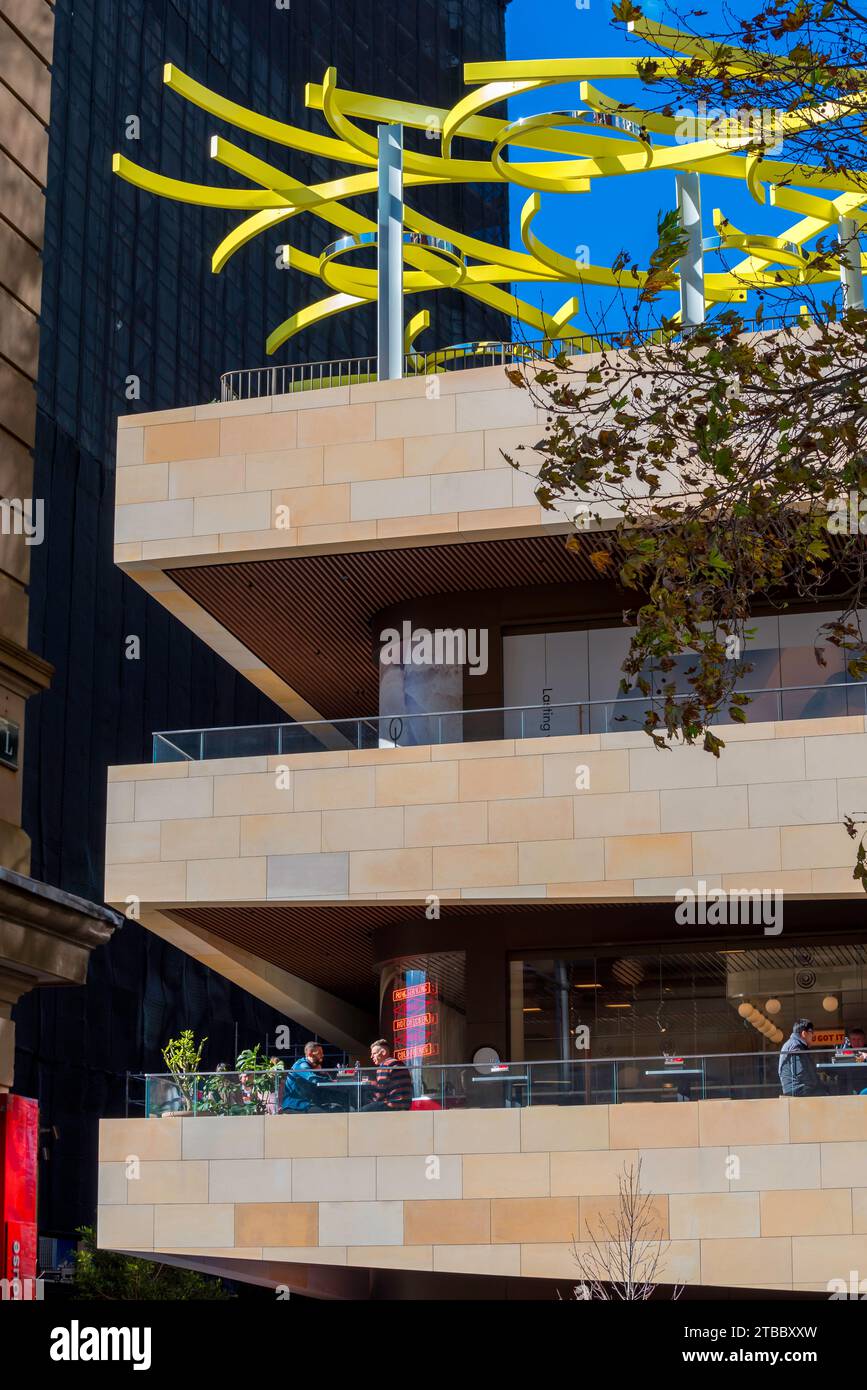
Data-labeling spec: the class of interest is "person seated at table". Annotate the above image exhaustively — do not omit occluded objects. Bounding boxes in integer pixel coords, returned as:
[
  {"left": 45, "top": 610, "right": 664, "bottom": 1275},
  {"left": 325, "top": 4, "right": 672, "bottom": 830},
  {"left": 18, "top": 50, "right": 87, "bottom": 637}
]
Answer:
[
  {"left": 360, "top": 1039, "right": 413, "bottom": 1112},
  {"left": 281, "top": 1041, "right": 333, "bottom": 1113},
  {"left": 778, "top": 1019, "right": 823, "bottom": 1097}
]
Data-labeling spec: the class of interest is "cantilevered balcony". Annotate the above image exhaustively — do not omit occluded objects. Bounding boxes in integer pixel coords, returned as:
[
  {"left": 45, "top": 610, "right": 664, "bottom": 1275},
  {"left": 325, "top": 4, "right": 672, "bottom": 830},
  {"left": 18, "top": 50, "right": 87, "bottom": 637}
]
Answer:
[
  {"left": 108, "top": 343, "right": 867, "bottom": 1057},
  {"left": 106, "top": 706, "right": 867, "bottom": 1061},
  {"left": 98, "top": 1073, "right": 867, "bottom": 1295}
]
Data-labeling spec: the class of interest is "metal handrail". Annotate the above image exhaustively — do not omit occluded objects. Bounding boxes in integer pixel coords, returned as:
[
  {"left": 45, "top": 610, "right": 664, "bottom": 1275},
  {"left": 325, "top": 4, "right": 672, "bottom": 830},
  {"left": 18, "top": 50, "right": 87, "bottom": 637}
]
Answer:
[
  {"left": 219, "top": 313, "right": 814, "bottom": 402},
  {"left": 133, "top": 1048, "right": 844, "bottom": 1076},
  {"left": 152, "top": 680, "right": 867, "bottom": 762}
]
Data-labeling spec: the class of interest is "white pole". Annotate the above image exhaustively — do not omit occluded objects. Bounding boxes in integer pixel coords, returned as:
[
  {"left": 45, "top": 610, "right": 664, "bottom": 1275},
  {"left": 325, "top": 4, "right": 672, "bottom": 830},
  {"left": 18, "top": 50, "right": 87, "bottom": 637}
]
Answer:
[
  {"left": 675, "top": 171, "right": 705, "bottom": 327},
  {"left": 377, "top": 124, "right": 404, "bottom": 380},
  {"left": 839, "top": 216, "right": 864, "bottom": 311}
]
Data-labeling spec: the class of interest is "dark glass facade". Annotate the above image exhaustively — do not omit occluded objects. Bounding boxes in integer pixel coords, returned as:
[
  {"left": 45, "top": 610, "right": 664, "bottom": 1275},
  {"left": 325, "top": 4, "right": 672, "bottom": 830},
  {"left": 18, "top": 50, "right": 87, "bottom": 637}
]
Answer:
[{"left": 15, "top": 0, "right": 510, "bottom": 1237}]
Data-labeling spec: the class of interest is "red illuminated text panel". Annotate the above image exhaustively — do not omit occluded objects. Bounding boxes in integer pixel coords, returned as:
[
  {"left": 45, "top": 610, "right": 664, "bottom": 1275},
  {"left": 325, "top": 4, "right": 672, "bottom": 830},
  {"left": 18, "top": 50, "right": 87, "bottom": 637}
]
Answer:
[
  {"left": 392, "top": 981, "right": 437, "bottom": 1003},
  {"left": 393, "top": 1012, "right": 438, "bottom": 1032},
  {"left": 395, "top": 1042, "right": 439, "bottom": 1062}
]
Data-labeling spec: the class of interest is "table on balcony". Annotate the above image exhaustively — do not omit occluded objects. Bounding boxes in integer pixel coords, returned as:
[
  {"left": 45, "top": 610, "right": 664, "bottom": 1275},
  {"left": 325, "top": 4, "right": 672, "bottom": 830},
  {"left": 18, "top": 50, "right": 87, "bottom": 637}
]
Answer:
[
  {"left": 470, "top": 1072, "right": 529, "bottom": 1107},
  {"left": 315, "top": 1075, "right": 367, "bottom": 1111},
  {"left": 816, "top": 1059, "right": 867, "bottom": 1095}
]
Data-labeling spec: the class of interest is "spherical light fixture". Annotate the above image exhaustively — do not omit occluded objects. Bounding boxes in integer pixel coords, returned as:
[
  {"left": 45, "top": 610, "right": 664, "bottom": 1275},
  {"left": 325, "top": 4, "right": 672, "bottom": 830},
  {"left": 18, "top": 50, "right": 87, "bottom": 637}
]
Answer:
[
  {"left": 738, "top": 1002, "right": 752, "bottom": 1018},
  {"left": 822, "top": 995, "right": 839, "bottom": 1013},
  {"left": 765, "top": 998, "right": 781, "bottom": 1015}
]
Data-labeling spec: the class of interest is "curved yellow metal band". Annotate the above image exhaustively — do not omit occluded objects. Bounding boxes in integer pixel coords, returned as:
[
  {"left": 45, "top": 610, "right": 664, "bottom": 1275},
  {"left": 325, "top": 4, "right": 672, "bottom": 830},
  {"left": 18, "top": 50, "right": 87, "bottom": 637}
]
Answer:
[
  {"left": 113, "top": 37, "right": 867, "bottom": 360},
  {"left": 459, "top": 280, "right": 587, "bottom": 340},
  {"left": 307, "top": 81, "right": 620, "bottom": 159},
  {"left": 318, "top": 238, "right": 466, "bottom": 297},
  {"left": 403, "top": 205, "right": 546, "bottom": 281},
  {"left": 491, "top": 127, "right": 759, "bottom": 196},
  {"left": 520, "top": 193, "right": 589, "bottom": 280},
  {"left": 405, "top": 311, "right": 431, "bottom": 353},
  {"left": 321, "top": 67, "right": 378, "bottom": 160},
  {"left": 163, "top": 63, "right": 376, "bottom": 166},
  {"left": 111, "top": 153, "right": 286, "bottom": 209},
  {"left": 322, "top": 68, "right": 503, "bottom": 183},
  {"left": 463, "top": 58, "right": 700, "bottom": 82},
  {"left": 767, "top": 188, "right": 867, "bottom": 236},
  {"left": 209, "top": 137, "right": 317, "bottom": 206},
  {"left": 745, "top": 152, "right": 766, "bottom": 206},
  {"left": 551, "top": 296, "right": 583, "bottom": 336},
  {"left": 711, "top": 212, "right": 812, "bottom": 271},
  {"left": 494, "top": 109, "right": 652, "bottom": 192},
  {"left": 309, "top": 77, "right": 687, "bottom": 164},
  {"left": 209, "top": 154, "right": 441, "bottom": 274},
  {"left": 578, "top": 82, "right": 681, "bottom": 138},
  {"left": 213, "top": 209, "right": 297, "bottom": 275},
  {"left": 442, "top": 79, "right": 545, "bottom": 159},
  {"left": 266, "top": 293, "right": 368, "bottom": 355},
  {"left": 625, "top": 17, "right": 776, "bottom": 73}
]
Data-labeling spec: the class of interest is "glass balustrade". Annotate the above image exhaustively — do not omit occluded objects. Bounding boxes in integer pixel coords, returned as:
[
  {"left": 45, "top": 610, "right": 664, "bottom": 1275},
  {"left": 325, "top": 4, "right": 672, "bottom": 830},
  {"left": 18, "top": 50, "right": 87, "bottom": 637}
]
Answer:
[
  {"left": 137, "top": 1049, "right": 863, "bottom": 1116},
  {"left": 152, "top": 683, "right": 867, "bottom": 763}
]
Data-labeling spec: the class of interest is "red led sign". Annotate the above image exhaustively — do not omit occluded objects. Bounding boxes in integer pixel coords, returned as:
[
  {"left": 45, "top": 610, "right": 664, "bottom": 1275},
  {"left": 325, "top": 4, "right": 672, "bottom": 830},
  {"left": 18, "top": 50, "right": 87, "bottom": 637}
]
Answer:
[
  {"left": 393, "top": 1011, "right": 438, "bottom": 1032},
  {"left": 395, "top": 1041, "right": 439, "bottom": 1062},
  {"left": 392, "top": 981, "right": 437, "bottom": 1003},
  {"left": 391, "top": 977, "right": 442, "bottom": 1063}
]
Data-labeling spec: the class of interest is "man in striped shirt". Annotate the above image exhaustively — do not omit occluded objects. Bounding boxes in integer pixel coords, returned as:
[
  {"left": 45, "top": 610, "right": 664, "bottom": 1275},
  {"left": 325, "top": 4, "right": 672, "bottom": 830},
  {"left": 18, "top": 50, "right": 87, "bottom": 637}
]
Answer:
[{"left": 360, "top": 1039, "right": 413, "bottom": 1111}]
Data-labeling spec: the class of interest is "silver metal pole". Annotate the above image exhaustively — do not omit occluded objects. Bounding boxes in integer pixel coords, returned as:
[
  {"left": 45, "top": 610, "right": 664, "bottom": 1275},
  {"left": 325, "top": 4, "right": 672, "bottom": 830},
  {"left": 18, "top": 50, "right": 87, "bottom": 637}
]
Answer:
[
  {"left": 377, "top": 124, "right": 404, "bottom": 381},
  {"left": 839, "top": 216, "right": 864, "bottom": 311},
  {"left": 675, "top": 171, "right": 705, "bottom": 327}
]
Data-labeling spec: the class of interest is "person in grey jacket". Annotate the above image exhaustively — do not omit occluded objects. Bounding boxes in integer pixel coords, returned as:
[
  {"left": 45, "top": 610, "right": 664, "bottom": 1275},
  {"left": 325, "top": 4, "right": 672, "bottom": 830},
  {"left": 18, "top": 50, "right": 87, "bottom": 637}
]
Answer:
[{"left": 778, "top": 1019, "right": 822, "bottom": 1097}]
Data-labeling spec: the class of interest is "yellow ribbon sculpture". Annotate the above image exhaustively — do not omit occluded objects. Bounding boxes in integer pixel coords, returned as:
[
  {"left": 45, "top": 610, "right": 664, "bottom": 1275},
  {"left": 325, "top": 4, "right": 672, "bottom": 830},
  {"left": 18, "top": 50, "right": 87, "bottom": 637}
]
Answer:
[{"left": 113, "top": 15, "right": 866, "bottom": 363}]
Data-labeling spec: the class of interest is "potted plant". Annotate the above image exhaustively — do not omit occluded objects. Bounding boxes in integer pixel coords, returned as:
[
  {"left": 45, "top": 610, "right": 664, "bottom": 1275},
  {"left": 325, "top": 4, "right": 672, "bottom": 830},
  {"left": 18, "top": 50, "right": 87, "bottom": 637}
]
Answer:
[
  {"left": 199, "top": 1062, "right": 242, "bottom": 1116},
  {"left": 235, "top": 1045, "right": 284, "bottom": 1114},
  {"left": 160, "top": 1030, "right": 207, "bottom": 1116}
]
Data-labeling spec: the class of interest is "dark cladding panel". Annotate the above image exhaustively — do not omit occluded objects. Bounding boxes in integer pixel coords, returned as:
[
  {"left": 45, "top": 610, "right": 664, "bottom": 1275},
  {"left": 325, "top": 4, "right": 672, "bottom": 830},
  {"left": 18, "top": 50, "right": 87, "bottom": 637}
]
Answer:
[
  {"left": 38, "top": 0, "right": 509, "bottom": 460},
  {"left": 19, "top": 0, "right": 511, "bottom": 1238}
]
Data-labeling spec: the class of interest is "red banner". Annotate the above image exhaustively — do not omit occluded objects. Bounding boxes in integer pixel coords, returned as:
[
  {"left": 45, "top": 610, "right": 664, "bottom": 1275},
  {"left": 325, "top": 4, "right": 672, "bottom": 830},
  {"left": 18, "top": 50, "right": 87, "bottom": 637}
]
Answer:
[{"left": 0, "top": 1094, "right": 38, "bottom": 1296}]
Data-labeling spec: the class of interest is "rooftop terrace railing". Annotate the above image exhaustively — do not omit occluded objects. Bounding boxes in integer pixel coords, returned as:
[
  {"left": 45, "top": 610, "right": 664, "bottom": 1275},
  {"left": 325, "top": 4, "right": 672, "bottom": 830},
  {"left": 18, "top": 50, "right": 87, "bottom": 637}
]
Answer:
[
  {"left": 132, "top": 1049, "right": 865, "bottom": 1117},
  {"left": 152, "top": 681, "right": 867, "bottom": 762},
  {"left": 219, "top": 315, "right": 810, "bottom": 402}
]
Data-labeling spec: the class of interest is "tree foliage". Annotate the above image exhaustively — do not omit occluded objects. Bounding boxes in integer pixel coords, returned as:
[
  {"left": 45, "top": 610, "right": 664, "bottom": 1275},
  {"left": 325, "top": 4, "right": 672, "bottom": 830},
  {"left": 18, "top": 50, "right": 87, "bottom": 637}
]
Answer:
[
  {"left": 633, "top": 0, "right": 867, "bottom": 185},
  {"left": 73, "top": 1227, "right": 232, "bottom": 1301},
  {"left": 508, "top": 0, "right": 867, "bottom": 880},
  {"left": 511, "top": 308, "right": 867, "bottom": 755}
]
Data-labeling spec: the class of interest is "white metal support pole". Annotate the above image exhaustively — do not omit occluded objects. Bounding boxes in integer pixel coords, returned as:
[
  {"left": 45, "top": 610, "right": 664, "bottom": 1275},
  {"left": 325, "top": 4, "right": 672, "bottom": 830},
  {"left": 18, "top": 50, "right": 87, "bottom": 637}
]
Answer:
[
  {"left": 377, "top": 123, "right": 404, "bottom": 380},
  {"left": 675, "top": 171, "right": 705, "bottom": 327},
  {"left": 839, "top": 216, "right": 864, "bottom": 311}
]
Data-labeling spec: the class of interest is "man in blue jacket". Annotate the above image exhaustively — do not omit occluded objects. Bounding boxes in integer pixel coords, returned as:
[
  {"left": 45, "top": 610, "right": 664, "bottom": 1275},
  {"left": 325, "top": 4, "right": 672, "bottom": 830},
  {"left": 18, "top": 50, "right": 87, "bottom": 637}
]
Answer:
[
  {"left": 281, "top": 1041, "right": 332, "bottom": 1113},
  {"left": 778, "top": 1019, "right": 823, "bottom": 1097}
]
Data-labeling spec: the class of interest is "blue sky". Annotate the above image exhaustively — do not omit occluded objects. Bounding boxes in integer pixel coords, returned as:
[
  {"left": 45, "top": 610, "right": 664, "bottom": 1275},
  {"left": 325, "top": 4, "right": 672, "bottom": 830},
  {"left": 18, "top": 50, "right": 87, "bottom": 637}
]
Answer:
[{"left": 501, "top": 0, "right": 825, "bottom": 333}]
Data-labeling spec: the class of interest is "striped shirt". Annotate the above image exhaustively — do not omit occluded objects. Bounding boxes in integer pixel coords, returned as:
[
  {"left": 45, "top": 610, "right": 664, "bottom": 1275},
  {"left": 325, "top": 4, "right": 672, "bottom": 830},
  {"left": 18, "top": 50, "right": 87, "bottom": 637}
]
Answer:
[{"left": 373, "top": 1057, "right": 413, "bottom": 1110}]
